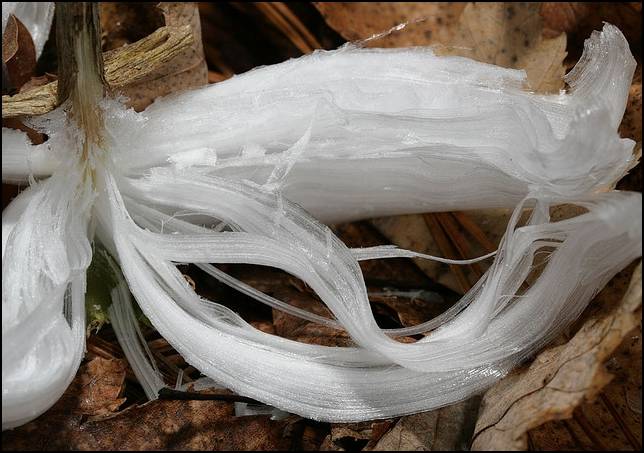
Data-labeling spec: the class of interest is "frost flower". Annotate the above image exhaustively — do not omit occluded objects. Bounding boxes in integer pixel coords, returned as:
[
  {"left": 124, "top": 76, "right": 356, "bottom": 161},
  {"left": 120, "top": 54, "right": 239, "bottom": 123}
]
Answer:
[{"left": 2, "top": 24, "right": 642, "bottom": 428}]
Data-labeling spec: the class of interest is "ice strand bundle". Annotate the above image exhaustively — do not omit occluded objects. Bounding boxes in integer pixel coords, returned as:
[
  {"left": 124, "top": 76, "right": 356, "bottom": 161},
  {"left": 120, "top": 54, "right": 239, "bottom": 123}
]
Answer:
[
  {"left": 4, "top": 23, "right": 637, "bottom": 209},
  {"left": 3, "top": 25, "right": 637, "bottom": 221},
  {"left": 1, "top": 165, "right": 91, "bottom": 430},
  {"left": 120, "top": 25, "right": 635, "bottom": 222},
  {"left": 100, "top": 167, "right": 642, "bottom": 422},
  {"left": 1, "top": 24, "right": 641, "bottom": 428}
]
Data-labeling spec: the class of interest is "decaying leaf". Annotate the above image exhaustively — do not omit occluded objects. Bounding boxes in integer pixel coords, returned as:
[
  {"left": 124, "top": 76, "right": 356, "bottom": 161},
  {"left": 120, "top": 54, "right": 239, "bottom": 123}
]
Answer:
[
  {"left": 366, "top": 398, "right": 480, "bottom": 451},
  {"left": 527, "top": 322, "right": 642, "bottom": 450},
  {"left": 1, "top": 356, "right": 295, "bottom": 450},
  {"left": 295, "top": 421, "right": 331, "bottom": 451},
  {"left": 73, "top": 358, "right": 127, "bottom": 417},
  {"left": 315, "top": 3, "right": 566, "bottom": 93},
  {"left": 471, "top": 262, "right": 642, "bottom": 451},
  {"left": 320, "top": 422, "right": 373, "bottom": 451},
  {"left": 2, "top": 399, "right": 295, "bottom": 450},
  {"left": 319, "top": 400, "right": 479, "bottom": 451},
  {"left": 314, "top": 2, "right": 465, "bottom": 48},
  {"left": 444, "top": 3, "right": 567, "bottom": 93},
  {"left": 2, "top": 14, "right": 37, "bottom": 89},
  {"left": 320, "top": 420, "right": 395, "bottom": 451}
]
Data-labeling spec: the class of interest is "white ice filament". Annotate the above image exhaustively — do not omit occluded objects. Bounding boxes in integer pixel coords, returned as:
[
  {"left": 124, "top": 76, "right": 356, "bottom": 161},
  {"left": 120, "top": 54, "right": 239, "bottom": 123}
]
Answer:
[{"left": 1, "top": 23, "right": 641, "bottom": 427}]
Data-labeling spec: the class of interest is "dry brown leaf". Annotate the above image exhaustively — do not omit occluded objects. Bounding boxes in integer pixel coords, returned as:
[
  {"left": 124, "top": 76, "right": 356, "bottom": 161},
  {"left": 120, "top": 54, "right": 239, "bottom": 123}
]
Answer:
[
  {"left": 73, "top": 358, "right": 127, "bottom": 417},
  {"left": 270, "top": 286, "right": 355, "bottom": 346},
  {"left": 1, "top": 357, "right": 295, "bottom": 450},
  {"left": 323, "top": 422, "right": 372, "bottom": 451},
  {"left": 272, "top": 287, "right": 330, "bottom": 337},
  {"left": 366, "top": 398, "right": 480, "bottom": 451},
  {"left": 471, "top": 261, "right": 642, "bottom": 450},
  {"left": 598, "top": 325, "right": 642, "bottom": 445},
  {"left": 250, "top": 319, "right": 277, "bottom": 335},
  {"left": 316, "top": 3, "right": 566, "bottom": 93},
  {"left": 528, "top": 321, "right": 642, "bottom": 450},
  {"left": 320, "top": 420, "right": 395, "bottom": 451},
  {"left": 297, "top": 421, "right": 331, "bottom": 451},
  {"left": 542, "top": 2, "right": 641, "bottom": 38},
  {"left": 1, "top": 400, "right": 294, "bottom": 450},
  {"left": 314, "top": 2, "right": 465, "bottom": 48},
  {"left": 319, "top": 435, "right": 345, "bottom": 451},
  {"left": 528, "top": 275, "right": 642, "bottom": 450},
  {"left": 2, "top": 14, "right": 37, "bottom": 89},
  {"left": 445, "top": 3, "right": 567, "bottom": 93}
]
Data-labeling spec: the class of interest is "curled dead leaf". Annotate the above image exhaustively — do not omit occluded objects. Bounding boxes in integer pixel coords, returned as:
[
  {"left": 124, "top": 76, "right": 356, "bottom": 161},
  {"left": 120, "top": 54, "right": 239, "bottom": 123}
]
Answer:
[
  {"left": 528, "top": 321, "right": 641, "bottom": 450},
  {"left": 471, "top": 262, "right": 642, "bottom": 451},
  {"left": 2, "top": 14, "right": 37, "bottom": 89}
]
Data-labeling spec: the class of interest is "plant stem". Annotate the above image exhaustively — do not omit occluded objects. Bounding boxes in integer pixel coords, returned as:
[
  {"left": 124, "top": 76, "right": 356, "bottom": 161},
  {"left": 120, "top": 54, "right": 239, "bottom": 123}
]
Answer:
[{"left": 55, "top": 2, "right": 106, "bottom": 153}]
